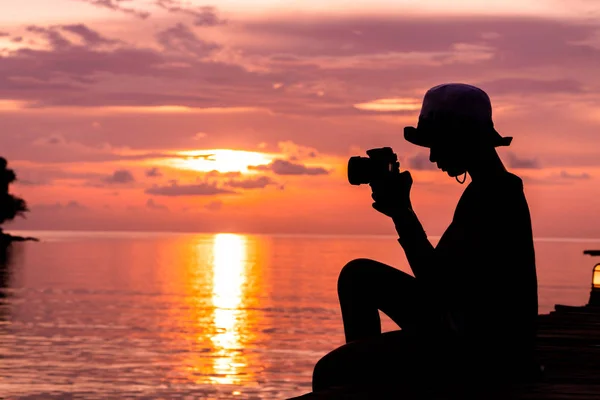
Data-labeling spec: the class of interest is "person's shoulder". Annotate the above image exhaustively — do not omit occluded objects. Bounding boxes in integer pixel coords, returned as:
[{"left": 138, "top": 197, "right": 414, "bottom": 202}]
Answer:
[
  {"left": 502, "top": 171, "right": 524, "bottom": 189},
  {"left": 493, "top": 172, "right": 529, "bottom": 209},
  {"left": 469, "top": 172, "right": 525, "bottom": 209},
  {"left": 475, "top": 171, "right": 523, "bottom": 192}
]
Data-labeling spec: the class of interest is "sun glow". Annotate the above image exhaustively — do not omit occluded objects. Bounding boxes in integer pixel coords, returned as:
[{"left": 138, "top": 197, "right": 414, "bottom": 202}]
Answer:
[
  {"left": 354, "top": 98, "right": 422, "bottom": 112},
  {"left": 210, "top": 233, "right": 249, "bottom": 385},
  {"left": 171, "top": 149, "right": 274, "bottom": 174}
]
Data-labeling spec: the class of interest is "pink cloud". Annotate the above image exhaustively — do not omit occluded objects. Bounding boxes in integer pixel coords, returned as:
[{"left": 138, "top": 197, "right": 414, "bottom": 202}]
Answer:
[
  {"left": 4, "top": 17, "right": 600, "bottom": 116},
  {"left": 25, "top": 25, "right": 71, "bottom": 50},
  {"left": 227, "top": 175, "right": 276, "bottom": 189},
  {"left": 249, "top": 159, "right": 329, "bottom": 175},
  {"left": 145, "top": 167, "right": 162, "bottom": 177},
  {"left": 145, "top": 182, "right": 237, "bottom": 196},
  {"left": 155, "top": 1, "right": 225, "bottom": 26},
  {"left": 3, "top": 11, "right": 600, "bottom": 236},
  {"left": 103, "top": 169, "right": 135, "bottom": 184},
  {"left": 506, "top": 153, "right": 542, "bottom": 169},
  {"left": 522, "top": 170, "right": 592, "bottom": 185},
  {"left": 31, "top": 200, "right": 87, "bottom": 212},
  {"left": 61, "top": 24, "right": 119, "bottom": 46},
  {"left": 156, "top": 23, "right": 221, "bottom": 56},
  {"left": 406, "top": 152, "right": 437, "bottom": 171},
  {"left": 76, "top": 0, "right": 150, "bottom": 19}
]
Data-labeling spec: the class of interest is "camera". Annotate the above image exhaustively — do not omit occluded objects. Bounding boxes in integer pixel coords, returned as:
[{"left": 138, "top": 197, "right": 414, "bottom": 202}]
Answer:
[{"left": 347, "top": 147, "right": 400, "bottom": 185}]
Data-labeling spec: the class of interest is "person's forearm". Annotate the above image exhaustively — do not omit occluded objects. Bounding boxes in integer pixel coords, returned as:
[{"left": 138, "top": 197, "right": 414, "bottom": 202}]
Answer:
[{"left": 392, "top": 208, "right": 436, "bottom": 281}]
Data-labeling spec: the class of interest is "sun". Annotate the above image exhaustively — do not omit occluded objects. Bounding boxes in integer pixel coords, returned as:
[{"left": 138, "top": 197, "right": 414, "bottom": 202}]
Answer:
[{"left": 171, "top": 149, "right": 274, "bottom": 173}]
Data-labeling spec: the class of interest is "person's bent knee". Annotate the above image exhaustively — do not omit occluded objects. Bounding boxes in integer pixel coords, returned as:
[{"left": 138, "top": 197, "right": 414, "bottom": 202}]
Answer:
[
  {"left": 311, "top": 354, "right": 328, "bottom": 391},
  {"left": 339, "top": 258, "right": 375, "bottom": 282},
  {"left": 337, "top": 258, "right": 375, "bottom": 294},
  {"left": 312, "top": 344, "right": 359, "bottom": 392}
]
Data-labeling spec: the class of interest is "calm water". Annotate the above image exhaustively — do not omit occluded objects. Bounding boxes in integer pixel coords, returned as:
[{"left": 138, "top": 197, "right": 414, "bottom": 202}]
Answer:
[{"left": 1, "top": 231, "right": 599, "bottom": 399}]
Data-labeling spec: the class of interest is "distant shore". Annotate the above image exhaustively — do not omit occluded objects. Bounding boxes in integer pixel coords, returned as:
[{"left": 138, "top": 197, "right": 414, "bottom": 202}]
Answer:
[{"left": 0, "top": 232, "right": 39, "bottom": 244}]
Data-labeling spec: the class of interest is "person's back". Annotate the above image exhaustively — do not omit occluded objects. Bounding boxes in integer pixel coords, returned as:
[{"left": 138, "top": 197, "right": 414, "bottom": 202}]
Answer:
[{"left": 435, "top": 171, "right": 538, "bottom": 379}]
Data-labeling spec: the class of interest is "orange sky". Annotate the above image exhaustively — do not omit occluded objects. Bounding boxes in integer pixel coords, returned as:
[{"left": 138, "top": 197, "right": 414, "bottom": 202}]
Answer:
[{"left": 2, "top": 0, "right": 600, "bottom": 237}]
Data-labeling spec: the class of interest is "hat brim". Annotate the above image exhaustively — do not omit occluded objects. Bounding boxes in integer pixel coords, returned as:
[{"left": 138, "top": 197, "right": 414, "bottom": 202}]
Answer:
[
  {"left": 404, "top": 126, "right": 512, "bottom": 148},
  {"left": 404, "top": 126, "right": 431, "bottom": 148}
]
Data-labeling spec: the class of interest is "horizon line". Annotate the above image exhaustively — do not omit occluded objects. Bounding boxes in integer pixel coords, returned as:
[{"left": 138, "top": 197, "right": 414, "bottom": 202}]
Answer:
[{"left": 6, "top": 228, "right": 600, "bottom": 242}]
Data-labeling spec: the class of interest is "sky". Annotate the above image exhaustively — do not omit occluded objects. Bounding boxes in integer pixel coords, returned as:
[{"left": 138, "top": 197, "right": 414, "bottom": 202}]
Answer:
[{"left": 2, "top": 0, "right": 600, "bottom": 237}]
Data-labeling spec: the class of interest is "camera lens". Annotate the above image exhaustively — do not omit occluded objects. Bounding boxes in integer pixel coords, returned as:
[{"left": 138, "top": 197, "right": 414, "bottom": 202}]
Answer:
[{"left": 347, "top": 156, "right": 372, "bottom": 185}]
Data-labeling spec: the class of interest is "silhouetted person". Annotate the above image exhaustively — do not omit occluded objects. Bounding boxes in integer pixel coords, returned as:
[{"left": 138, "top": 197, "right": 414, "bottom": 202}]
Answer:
[{"left": 312, "top": 84, "right": 539, "bottom": 393}]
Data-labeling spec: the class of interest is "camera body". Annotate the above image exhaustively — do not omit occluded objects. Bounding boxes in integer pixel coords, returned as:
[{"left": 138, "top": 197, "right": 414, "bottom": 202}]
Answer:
[{"left": 347, "top": 147, "right": 400, "bottom": 185}]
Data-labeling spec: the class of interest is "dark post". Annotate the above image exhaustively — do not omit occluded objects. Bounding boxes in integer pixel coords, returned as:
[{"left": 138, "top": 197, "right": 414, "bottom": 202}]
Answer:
[{"left": 584, "top": 250, "right": 600, "bottom": 307}]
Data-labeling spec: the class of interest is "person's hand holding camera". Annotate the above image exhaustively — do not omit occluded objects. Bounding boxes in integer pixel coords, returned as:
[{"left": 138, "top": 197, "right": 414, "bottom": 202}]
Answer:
[
  {"left": 369, "top": 170, "right": 413, "bottom": 218},
  {"left": 348, "top": 147, "right": 425, "bottom": 240}
]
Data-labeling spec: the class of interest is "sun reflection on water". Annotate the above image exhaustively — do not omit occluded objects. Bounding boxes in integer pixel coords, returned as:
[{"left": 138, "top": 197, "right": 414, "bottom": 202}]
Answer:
[{"left": 210, "top": 233, "right": 249, "bottom": 385}]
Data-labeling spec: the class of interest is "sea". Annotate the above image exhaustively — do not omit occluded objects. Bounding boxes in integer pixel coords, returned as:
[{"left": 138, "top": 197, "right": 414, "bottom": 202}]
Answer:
[{"left": 1, "top": 231, "right": 599, "bottom": 399}]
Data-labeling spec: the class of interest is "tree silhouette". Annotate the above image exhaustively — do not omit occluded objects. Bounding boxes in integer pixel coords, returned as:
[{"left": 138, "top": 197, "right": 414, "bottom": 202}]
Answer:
[{"left": 0, "top": 157, "right": 28, "bottom": 227}]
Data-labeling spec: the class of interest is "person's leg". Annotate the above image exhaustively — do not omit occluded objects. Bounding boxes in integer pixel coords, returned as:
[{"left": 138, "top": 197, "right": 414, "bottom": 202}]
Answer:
[
  {"left": 337, "top": 258, "right": 423, "bottom": 343},
  {"left": 312, "top": 330, "right": 430, "bottom": 392}
]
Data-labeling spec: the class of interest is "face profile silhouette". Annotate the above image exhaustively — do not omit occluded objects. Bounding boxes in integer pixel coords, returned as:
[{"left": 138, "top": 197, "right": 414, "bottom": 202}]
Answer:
[{"left": 428, "top": 135, "right": 469, "bottom": 178}]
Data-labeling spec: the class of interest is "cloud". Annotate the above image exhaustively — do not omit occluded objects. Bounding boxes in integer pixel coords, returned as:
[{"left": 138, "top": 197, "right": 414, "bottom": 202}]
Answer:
[
  {"left": 249, "top": 159, "right": 329, "bottom": 175},
  {"left": 155, "top": 1, "right": 226, "bottom": 26},
  {"left": 189, "top": 154, "right": 216, "bottom": 161},
  {"left": 156, "top": 23, "right": 220, "bottom": 56},
  {"left": 77, "top": 0, "right": 150, "bottom": 19},
  {"left": 61, "top": 24, "right": 119, "bottom": 47},
  {"left": 0, "top": 34, "right": 264, "bottom": 109},
  {"left": 11, "top": 166, "right": 105, "bottom": 186},
  {"left": 277, "top": 141, "right": 320, "bottom": 160},
  {"left": 476, "top": 78, "right": 584, "bottom": 95},
  {"left": 32, "top": 200, "right": 87, "bottom": 212},
  {"left": 204, "top": 200, "right": 223, "bottom": 211},
  {"left": 206, "top": 170, "right": 242, "bottom": 178},
  {"left": 44, "top": 136, "right": 63, "bottom": 145},
  {"left": 145, "top": 182, "right": 237, "bottom": 196},
  {"left": 241, "top": 17, "right": 487, "bottom": 57},
  {"left": 4, "top": 14, "right": 600, "bottom": 173},
  {"left": 145, "top": 167, "right": 162, "bottom": 177},
  {"left": 25, "top": 25, "right": 70, "bottom": 50},
  {"left": 13, "top": 179, "right": 51, "bottom": 186},
  {"left": 6, "top": 15, "right": 600, "bottom": 118},
  {"left": 227, "top": 176, "right": 276, "bottom": 189},
  {"left": 240, "top": 16, "right": 600, "bottom": 72},
  {"left": 103, "top": 169, "right": 135, "bottom": 184},
  {"left": 506, "top": 152, "right": 541, "bottom": 169},
  {"left": 522, "top": 170, "right": 592, "bottom": 185},
  {"left": 146, "top": 198, "right": 168, "bottom": 210},
  {"left": 518, "top": 175, "right": 561, "bottom": 186},
  {"left": 355, "top": 98, "right": 422, "bottom": 112},
  {"left": 407, "top": 152, "right": 436, "bottom": 170},
  {"left": 559, "top": 170, "right": 591, "bottom": 179},
  {"left": 0, "top": 32, "right": 8, "bottom": 37},
  {"left": 21, "top": 134, "right": 188, "bottom": 164},
  {"left": 5, "top": 10, "right": 600, "bottom": 237}
]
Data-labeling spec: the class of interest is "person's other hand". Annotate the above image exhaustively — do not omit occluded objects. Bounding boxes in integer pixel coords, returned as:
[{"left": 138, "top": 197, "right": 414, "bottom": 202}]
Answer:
[{"left": 369, "top": 171, "right": 413, "bottom": 218}]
